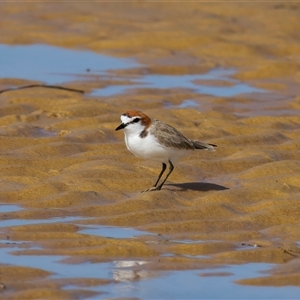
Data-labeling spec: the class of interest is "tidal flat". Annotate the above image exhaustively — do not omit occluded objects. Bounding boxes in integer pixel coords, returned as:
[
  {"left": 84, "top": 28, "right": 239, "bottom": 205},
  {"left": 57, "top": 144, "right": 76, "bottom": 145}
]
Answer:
[{"left": 0, "top": 2, "right": 300, "bottom": 299}]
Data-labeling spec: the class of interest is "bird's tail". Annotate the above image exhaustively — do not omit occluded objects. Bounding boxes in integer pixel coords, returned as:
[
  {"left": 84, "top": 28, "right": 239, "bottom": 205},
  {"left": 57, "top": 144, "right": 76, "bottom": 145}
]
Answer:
[{"left": 190, "top": 140, "right": 217, "bottom": 151}]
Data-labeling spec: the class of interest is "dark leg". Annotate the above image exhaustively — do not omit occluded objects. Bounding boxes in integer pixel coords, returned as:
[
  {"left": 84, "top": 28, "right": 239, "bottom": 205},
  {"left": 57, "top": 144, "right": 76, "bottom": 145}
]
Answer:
[
  {"left": 154, "top": 163, "right": 167, "bottom": 187},
  {"left": 156, "top": 160, "right": 174, "bottom": 190},
  {"left": 142, "top": 163, "right": 167, "bottom": 192}
]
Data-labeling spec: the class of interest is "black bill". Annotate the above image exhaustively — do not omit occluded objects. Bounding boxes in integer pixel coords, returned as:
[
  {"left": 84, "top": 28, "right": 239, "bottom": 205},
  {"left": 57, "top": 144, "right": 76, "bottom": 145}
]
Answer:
[{"left": 115, "top": 123, "right": 126, "bottom": 131}]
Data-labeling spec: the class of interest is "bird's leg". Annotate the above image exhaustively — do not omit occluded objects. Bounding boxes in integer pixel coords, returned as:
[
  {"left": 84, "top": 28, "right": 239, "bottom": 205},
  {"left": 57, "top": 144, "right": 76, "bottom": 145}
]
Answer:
[
  {"left": 154, "top": 163, "right": 167, "bottom": 187},
  {"left": 142, "top": 163, "right": 166, "bottom": 192},
  {"left": 143, "top": 160, "right": 174, "bottom": 192},
  {"left": 156, "top": 160, "right": 174, "bottom": 190}
]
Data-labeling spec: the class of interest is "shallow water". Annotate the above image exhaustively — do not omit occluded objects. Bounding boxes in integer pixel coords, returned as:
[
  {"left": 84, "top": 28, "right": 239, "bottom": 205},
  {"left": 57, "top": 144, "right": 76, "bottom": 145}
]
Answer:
[
  {"left": 0, "top": 44, "right": 265, "bottom": 98},
  {"left": 79, "top": 225, "right": 155, "bottom": 239},
  {"left": 165, "top": 99, "right": 199, "bottom": 109},
  {"left": 1, "top": 228, "right": 299, "bottom": 299},
  {"left": 0, "top": 44, "right": 139, "bottom": 85},
  {"left": 91, "top": 69, "right": 265, "bottom": 97},
  {"left": 95, "top": 263, "right": 300, "bottom": 299},
  {"left": 0, "top": 204, "right": 23, "bottom": 213},
  {"left": 0, "top": 216, "right": 85, "bottom": 228},
  {"left": 0, "top": 244, "right": 112, "bottom": 279},
  {"left": 0, "top": 222, "right": 152, "bottom": 279}
]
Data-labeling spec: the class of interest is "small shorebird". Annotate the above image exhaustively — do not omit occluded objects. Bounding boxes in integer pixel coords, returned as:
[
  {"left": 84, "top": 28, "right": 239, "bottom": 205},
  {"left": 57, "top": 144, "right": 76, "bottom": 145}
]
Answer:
[{"left": 116, "top": 110, "right": 216, "bottom": 192}]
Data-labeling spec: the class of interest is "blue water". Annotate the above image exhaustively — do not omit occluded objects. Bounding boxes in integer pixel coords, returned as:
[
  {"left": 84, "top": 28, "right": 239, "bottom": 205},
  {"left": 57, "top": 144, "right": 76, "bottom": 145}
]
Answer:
[
  {"left": 165, "top": 99, "right": 199, "bottom": 108},
  {"left": 91, "top": 69, "right": 265, "bottom": 97},
  {"left": 0, "top": 204, "right": 23, "bottom": 213},
  {"left": 1, "top": 222, "right": 299, "bottom": 299},
  {"left": 0, "top": 44, "right": 265, "bottom": 98},
  {"left": 95, "top": 263, "right": 300, "bottom": 299},
  {"left": 2, "top": 237, "right": 299, "bottom": 300},
  {"left": 0, "top": 214, "right": 153, "bottom": 239},
  {"left": 0, "top": 44, "right": 139, "bottom": 84},
  {"left": 0, "top": 245, "right": 113, "bottom": 279},
  {"left": 0, "top": 216, "right": 85, "bottom": 228},
  {"left": 79, "top": 225, "right": 155, "bottom": 239},
  {"left": 96, "top": 263, "right": 300, "bottom": 299}
]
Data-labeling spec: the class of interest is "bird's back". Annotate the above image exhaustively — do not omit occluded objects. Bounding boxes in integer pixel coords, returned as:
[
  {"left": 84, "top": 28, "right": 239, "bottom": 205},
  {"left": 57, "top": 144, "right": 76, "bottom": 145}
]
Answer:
[{"left": 150, "top": 119, "right": 216, "bottom": 151}]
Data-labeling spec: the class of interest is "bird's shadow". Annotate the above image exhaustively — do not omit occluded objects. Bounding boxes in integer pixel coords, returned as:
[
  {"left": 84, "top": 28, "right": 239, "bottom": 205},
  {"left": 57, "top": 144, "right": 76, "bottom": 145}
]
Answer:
[{"left": 165, "top": 182, "right": 229, "bottom": 192}]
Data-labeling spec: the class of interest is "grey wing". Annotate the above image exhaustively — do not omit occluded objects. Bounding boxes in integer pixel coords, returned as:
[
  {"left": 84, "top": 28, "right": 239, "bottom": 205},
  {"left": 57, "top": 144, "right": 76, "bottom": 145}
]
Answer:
[{"left": 150, "top": 119, "right": 195, "bottom": 150}]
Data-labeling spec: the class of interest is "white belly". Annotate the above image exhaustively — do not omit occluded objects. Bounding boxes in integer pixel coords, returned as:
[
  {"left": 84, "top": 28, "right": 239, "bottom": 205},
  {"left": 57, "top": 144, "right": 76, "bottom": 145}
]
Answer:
[{"left": 124, "top": 133, "right": 189, "bottom": 164}]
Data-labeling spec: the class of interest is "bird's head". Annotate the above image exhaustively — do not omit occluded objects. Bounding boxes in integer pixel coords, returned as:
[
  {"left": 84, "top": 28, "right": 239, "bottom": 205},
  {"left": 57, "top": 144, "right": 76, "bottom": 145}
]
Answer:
[{"left": 115, "top": 110, "right": 151, "bottom": 135}]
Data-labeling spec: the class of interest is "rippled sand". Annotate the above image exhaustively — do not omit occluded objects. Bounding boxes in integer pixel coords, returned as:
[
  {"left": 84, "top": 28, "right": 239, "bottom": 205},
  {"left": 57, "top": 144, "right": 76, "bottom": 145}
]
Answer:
[{"left": 0, "top": 2, "right": 300, "bottom": 298}]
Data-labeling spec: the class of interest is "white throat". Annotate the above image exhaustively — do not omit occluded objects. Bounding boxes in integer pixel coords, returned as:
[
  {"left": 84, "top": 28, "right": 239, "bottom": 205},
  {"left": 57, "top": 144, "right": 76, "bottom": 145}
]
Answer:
[
  {"left": 121, "top": 115, "right": 146, "bottom": 137},
  {"left": 124, "top": 122, "right": 145, "bottom": 137}
]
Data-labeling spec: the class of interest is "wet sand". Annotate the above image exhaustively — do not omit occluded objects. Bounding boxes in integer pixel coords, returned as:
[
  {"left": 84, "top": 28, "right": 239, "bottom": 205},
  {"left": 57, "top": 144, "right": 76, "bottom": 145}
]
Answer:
[{"left": 0, "top": 2, "right": 300, "bottom": 299}]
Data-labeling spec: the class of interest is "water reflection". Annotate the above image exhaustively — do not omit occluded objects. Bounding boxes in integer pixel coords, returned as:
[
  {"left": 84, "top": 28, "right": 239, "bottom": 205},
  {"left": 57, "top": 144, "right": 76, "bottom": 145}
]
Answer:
[
  {"left": 113, "top": 260, "right": 151, "bottom": 282},
  {"left": 95, "top": 263, "right": 300, "bottom": 299}
]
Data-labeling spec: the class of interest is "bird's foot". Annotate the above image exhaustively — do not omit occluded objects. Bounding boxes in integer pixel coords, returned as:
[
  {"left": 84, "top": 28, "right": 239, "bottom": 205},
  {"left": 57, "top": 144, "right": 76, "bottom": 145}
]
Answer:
[{"left": 141, "top": 186, "right": 161, "bottom": 193}]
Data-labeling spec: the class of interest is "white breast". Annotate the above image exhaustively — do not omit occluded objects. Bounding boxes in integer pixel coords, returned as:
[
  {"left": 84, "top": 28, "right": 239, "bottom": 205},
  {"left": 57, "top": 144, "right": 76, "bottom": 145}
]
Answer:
[{"left": 124, "top": 128, "right": 190, "bottom": 164}]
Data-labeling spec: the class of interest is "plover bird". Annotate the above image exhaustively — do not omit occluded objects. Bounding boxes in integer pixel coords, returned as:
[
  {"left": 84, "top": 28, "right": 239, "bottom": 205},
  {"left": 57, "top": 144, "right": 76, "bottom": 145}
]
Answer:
[{"left": 116, "top": 110, "right": 216, "bottom": 192}]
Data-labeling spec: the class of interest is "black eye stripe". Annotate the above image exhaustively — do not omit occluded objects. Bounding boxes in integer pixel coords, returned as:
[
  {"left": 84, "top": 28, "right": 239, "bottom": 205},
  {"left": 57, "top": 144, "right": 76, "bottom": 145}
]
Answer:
[
  {"left": 131, "top": 117, "right": 140, "bottom": 124},
  {"left": 122, "top": 117, "right": 140, "bottom": 128}
]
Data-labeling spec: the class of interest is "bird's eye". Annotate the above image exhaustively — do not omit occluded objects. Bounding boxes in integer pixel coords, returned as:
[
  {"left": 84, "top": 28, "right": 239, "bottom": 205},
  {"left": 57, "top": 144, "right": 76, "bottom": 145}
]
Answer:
[{"left": 133, "top": 118, "right": 140, "bottom": 123}]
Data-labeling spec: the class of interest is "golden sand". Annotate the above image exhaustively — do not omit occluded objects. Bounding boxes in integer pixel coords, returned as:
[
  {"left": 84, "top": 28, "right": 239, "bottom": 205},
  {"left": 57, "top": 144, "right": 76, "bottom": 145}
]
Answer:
[{"left": 0, "top": 2, "right": 300, "bottom": 298}]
